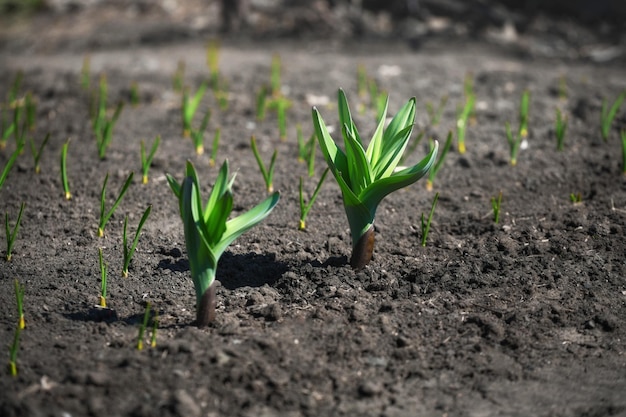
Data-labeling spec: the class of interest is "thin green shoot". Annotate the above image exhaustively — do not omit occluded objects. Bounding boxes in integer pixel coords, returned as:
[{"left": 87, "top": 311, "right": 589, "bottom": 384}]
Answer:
[
  {"left": 130, "top": 81, "right": 140, "bottom": 106},
  {"left": 137, "top": 302, "right": 151, "bottom": 350},
  {"left": 267, "top": 95, "right": 291, "bottom": 141},
  {"left": 0, "top": 141, "right": 24, "bottom": 192},
  {"left": 456, "top": 94, "right": 475, "bottom": 154},
  {"left": 256, "top": 85, "right": 268, "bottom": 121},
  {"left": 182, "top": 81, "right": 208, "bottom": 137},
  {"left": 421, "top": 192, "right": 439, "bottom": 247},
  {"left": 505, "top": 121, "right": 522, "bottom": 166},
  {"left": 122, "top": 205, "right": 152, "bottom": 278},
  {"left": 601, "top": 90, "right": 626, "bottom": 141},
  {"left": 621, "top": 130, "right": 626, "bottom": 176},
  {"left": 399, "top": 130, "right": 425, "bottom": 164},
  {"left": 150, "top": 312, "right": 158, "bottom": 348},
  {"left": 140, "top": 135, "right": 160, "bottom": 184},
  {"left": 296, "top": 124, "right": 315, "bottom": 161},
  {"left": 570, "top": 192, "right": 582, "bottom": 204},
  {"left": 98, "top": 172, "right": 134, "bottom": 237},
  {"left": 425, "top": 95, "right": 448, "bottom": 126},
  {"left": 81, "top": 55, "right": 91, "bottom": 90},
  {"left": 24, "top": 92, "right": 36, "bottom": 131},
  {"left": 207, "top": 39, "right": 221, "bottom": 90},
  {"left": 270, "top": 53, "right": 282, "bottom": 97},
  {"left": 306, "top": 130, "right": 317, "bottom": 178},
  {"left": 98, "top": 248, "right": 107, "bottom": 308},
  {"left": 29, "top": 132, "right": 50, "bottom": 174},
  {"left": 14, "top": 279, "right": 25, "bottom": 330},
  {"left": 519, "top": 90, "right": 530, "bottom": 138},
  {"left": 95, "top": 101, "right": 124, "bottom": 160},
  {"left": 172, "top": 60, "right": 185, "bottom": 92},
  {"left": 5, "top": 202, "right": 25, "bottom": 262},
  {"left": 367, "top": 77, "right": 388, "bottom": 120},
  {"left": 427, "top": 132, "right": 453, "bottom": 191},
  {"left": 491, "top": 191, "right": 503, "bottom": 224},
  {"left": 298, "top": 168, "right": 329, "bottom": 230},
  {"left": 250, "top": 136, "right": 278, "bottom": 193},
  {"left": 209, "top": 128, "right": 221, "bottom": 168},
  {"left": 190, "top": 111, "right": 210, "bottom": 155},
  {"left": 555, "top": 108, "right": 568, "bottom": 151},
  {"left": 61, "top": 139, "right": 71, "bottom": 199},
  {"left": 8, "top": 326, "right": 20, "bottom": 377},
  {"left": 215, "top": 80, "right": 229, "bottom": 111}
]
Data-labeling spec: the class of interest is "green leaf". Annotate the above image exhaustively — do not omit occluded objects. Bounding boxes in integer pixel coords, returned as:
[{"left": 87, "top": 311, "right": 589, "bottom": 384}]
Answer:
[
  {"left": 312, "top": 107, "right": 349, "bottom": 182},
  {"left": 365, "top": 94, "right": 389, "bottom": 164},
  {"left": 342, "top": 123, "right": 372, "bottom": 194},
  {"left": 373, "top": 124, "right": 414, "bottom": 179},
  {"left": 338, "top": 88, "right": 360, "bottom": 145}
]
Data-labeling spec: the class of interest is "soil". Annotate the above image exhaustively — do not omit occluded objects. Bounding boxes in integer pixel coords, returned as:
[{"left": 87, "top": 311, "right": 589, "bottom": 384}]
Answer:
[{"left": 1, "top": 3, "right": 626, "bottom": 417}]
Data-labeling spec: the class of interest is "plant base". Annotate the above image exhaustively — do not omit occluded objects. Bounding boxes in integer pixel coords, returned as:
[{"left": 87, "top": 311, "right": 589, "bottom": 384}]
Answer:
[
  {"left": 196, "top": 281, "right": 217, "bottom": 327},
  {"left": 350, "top": 227, "right": 375, "bottom": 270}
]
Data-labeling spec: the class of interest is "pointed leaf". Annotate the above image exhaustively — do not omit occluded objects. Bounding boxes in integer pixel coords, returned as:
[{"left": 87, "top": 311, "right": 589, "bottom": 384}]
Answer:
[
  {"left": 365, "top": 94, "right": 389, "bottom": 164},
  {"left": 342, "top": 123, "right": 372, "bottom": 194},
  {"left": 373, "top": 124, "right": 415, "bottom": 179},
  {"left": 312, "top": 107, "right": 348, "bottom": 181},
  {"left": 382, "top": 97, "right": 415, "bottom": 144}
]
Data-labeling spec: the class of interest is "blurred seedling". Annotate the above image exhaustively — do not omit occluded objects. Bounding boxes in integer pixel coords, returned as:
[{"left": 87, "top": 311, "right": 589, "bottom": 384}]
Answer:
[
  {"left": 8, "top": 279, "right": 24, "bottom": 376},
  {"left": 172, "top": 60, "right": 185, "bottom": 92},
  {"left": 8, "top": 70, "right": 23, "bottom": 105},
  {"left": 1, "top": 104, "right": 16, "bottom": 150},
  {"left": 98, "top": 172, "right": 134, "bottom": 237},
  {"left": 181, "top": 81, "right": 208, "bottom": 137},
  {"left": 268, "top": 96, "right": 291, "bottom": 141},
  {"left": 256, "top": 85, "right": 268, "bottom": 121},
  {"left": 296, "top": 124, "right": 315, "bottom": 162},
  {"left": 98, "top": 248, "right": 108, "bottom": 307},
  {"left": 555, "top": 108, "right": 568, "bottom": 151},
  {"left": 298, "top": 168, "right": 329, "bottom": 230},
  {"left": 80, "top": 55, "right": 91, "bottom": 90},
  {"left": 456, "top": 94, "right": 475, "bottom": 154},
  {"left": 190, "top": 111, "right": 210, "bottom": 155},
  {"left": 519, "top": 90, "right": 530, "bottom": 138},
  {"left": 61, "top": 139, "right": 71, "bottom": 199},
  {"left": 491, "top": 191, "right": 503, "bottom": 224},
  {"left": 250, "top": 136, "right": 278, "bottom": 193},
  {"left": 122, "top": 205, "right": 152, "bottom": 278},
  {"left": 15, "top": 279, "right": 25, "bottom": 329},
  {"left": 425, "top": 95, "right": 448, "bottom": 127},
  {"left": 505, "top": 121, "right": 522, "bottom": 166},
  {"left": 601, "top": 90, "right": 625, "bottom": 142},
  {"left": 357, "top": 64, "right": 368, "bottom": 99},
  {"left": 0, "top": 141, "right": 23, "bottom": 191},
  {"left": 5, "top": 202, "right": 25, "bottom": 262},
  {"left": 206, "top": 40, "right": 230, "bottom": 110},
  {"left": 421, "top": 192, "right": 439, "bottom": 247},
  {"left": 209, "top": 128, "right": 221, "bottom": 168},
  {"left": 8, "top": 323, "right": 20, "bottom": 377},
  {"left": 130, "top": 81, "right": 140, "bottom": 106},
  {"left": 504, "top": 91, "right": 530, "bottom": 166},
  {"left": 570, "top": 192, "right": 582, "bottom": 204},
  {"left": 29, "top": 132, "right": 50, "bottom": 174},
  {"left": 426, "top": 132, "right": 453, "bottom": 191},
  {"left": 137, "top": 302, "right": 152, "bottom": 350},
  {"left": 140, "top": 135, "right": 160, "bottom": 184},
  {"left": 92, "top": 76, "right": 124, "bottom": 160}
]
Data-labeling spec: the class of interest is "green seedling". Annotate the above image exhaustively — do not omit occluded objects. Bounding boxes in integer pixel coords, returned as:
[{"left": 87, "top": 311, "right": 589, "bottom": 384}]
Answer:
[
  {"left": 61, "top": 139, "right": 71, "bottom": 199},
  {"left": 555, "top": 108, "right": 568, "bottom": 151},
  {"left": 122, "top": 205, "right": 152, "bottom": 277},
  {"left": 207, "top": 39, "right": 221, "bottom": 90},
  {"left": 270, "top": 53, "right": 282, "bottom": 97},
  {"left": 427, "top": 132, "right": 453, "bottom": 191},
  {"left": 182, "top": 81, "right": 208, "bottom": 137},
  {"left": 425, "top": 95, "right": 448, "bottom": 127},
  {"left": 621, "top": 130, "right": 626, "bottom": 176},
  {"left": 98, "top": 248, "right": 107, "bottom": 307},
  {"left": 140, "top": 135, "right": 160, "bottom": 184},
  {"left": 166, "top": 160, "right": 280, "bottom": 326},
  {"left": 601, "top": 91, "right": 626, "bottom": 141},
  {"left": 172, "top": 60, "right": 185, "bottom": 92},
  {"left": 8, "top": 325, "right": 20, "bottom": 377},
  {"left": 312, "top": 89, "right": 438, "bottom": 269},
  {"left": 29, "top": 132, "right": 50, "bottom": 174},
  {"left": 505, "top": 121, "right": 523, "bottom": 166},
  {"left": 5, "top": 202, "right": 25, "bottom": 262},
  {"left": 150, "top": 312, "right": 158, "bottom": 348},
  {"left": 456, "top": 94, "right": 475, "bottom": 154},
  {"left": 421, "top": 192, "right": 439, "bottom": 247},
  {"left": 215, "top": 82, "right": 229, "bottom": 111},
  {"left": 12, "top": 104, "right": 24, "bottom": 146},
  {"left": 299, "top": 168, "right": 329, "bottom": 230},
  {"left": 190, "top": 111, "right": 210, "bottom": 155},
  {"left": 570, "top": 192, "right": 582, "bottom": 204},
  {"left": 137, "top": 302, "right": 151, "bottom": 350},
  {"left": 92, "top": 76, "right": 124, "bottom": 159},
  {"left": 491, "top": 191, "right": 503, "bottom": 224},
  {"left": 464, "top": 73, "right": 475, "bottom": 98},
  {"left": 130, "top": 81, "right": 140, "bottom": 106},
  {"left": 519, "top": 90, "right": 530, "bottom": 138},
  {"left": 15, "top": 279, "right": 25, "bottom": 329},
  {"left": 296, "top": 124, "right": 317, "bottom": 170},
  {"left": 24, "top": 92, "right": 36, "bottom": 131},
  {"left": 268, "top": 96, "right": 291, "bottom": 141},
  {"left": 80, "top": 55, "right": 91, "bottom": 90},
  {"left": 256, "top": 85, "right": 268, "bottom": 121},
  {"left": 98, "top": 172, "right": 134, "bottom": 237},
  {"left": 0, "top": 141, "right": 24, "bottom": 192},
  {"left": 209, "top": 128, "right": 221, "bottom": 168},
  {"left": 250, "top": 136, "right": 278, "bottom": 193}
]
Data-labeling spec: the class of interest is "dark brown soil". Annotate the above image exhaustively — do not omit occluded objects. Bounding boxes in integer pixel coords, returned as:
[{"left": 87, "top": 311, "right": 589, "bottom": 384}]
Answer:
[{"left": 1, "top": 4, "right": 626, "bottom": 417}]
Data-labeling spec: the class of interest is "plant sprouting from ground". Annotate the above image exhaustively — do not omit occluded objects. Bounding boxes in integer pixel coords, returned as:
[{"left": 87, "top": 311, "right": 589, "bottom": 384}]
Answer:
[
  {"left": 15, "top": 279, "right": 25, "bottom": 330},
  {"left": 519, "top": 89, "right": 530, "bottom": 138},
  {"left": 425, "top": 95, "right": 448, "bottom": 127},
  {"left": 505, "top": 92, "right": 530, "bottom": 165},
  {"left": 555, "top": 108, "right": 568, "bottom": 151},
  {"left": 0, "top": 141, "right": 23, "bottom": 192},
  {"left": 137, "top": 302, "right": 151, "bottom": 350},
  {"left": 182, "top": 81, "right": 208, "bottom": 137},
  {"left": 122, "top": 205, "right": 152, "bottom": 277},
  {"left": 5, "top": 202, "right": 25, "bottom": 262},
  {"left": 98, "top": 248, "right": 107, "bottom": 308},
  {"left": 601, "top": 91, "right": 626, "bottom": 141},
  {"left": 491, "top": 191, "right": 503, "bottom": 224},
  {"left": 421, "top": 192, "right": 439, "bottom": 247},
  {"left": 61, "top": 139, "right": 71, "bottom": 199},
  {"left": 29, "top": 132, "right": 50, "bottom": 174},
  {"left": 570, "top": 192, "right": 582, "bottom": 204},
  {"left": 8, "top": 324, "right": 20, "bottom": 376},
  {"left": 505, "top": 121, "right": 523, "bottom": 166},
  {"left": 130, "top": 81, "right": 140, "bottom": 106},
  {"left": 456, "top": 93, "right": 475, "bottom": 154},
  {"left": 92, "top": 75, "right": 124, "bottom": 159},
  {"left": 140, "top": 135, "right": 160, "bottom": 184},
  {"left": 190, "top": 111, "right": 210, "bottom": 155},
  {"left": 299, "top": 168, "right": 329, "bottom": 230},
  {"left": 98, "top": 172, "right": 134, "bottom": 237},
  {"left": 167, "top": 160, "right": 280, "bottom": 326},
  {"left": 250, "top": 135, "right": 278, "bottom": 193},
  {"left": 312, "top": 89, "right": 438, "bottom": 269},
  {"left": 207, "top": 39, "right": 221, "bottom": 90},
  {"left": 426, "top": 132, "right": 453, "bottom": 191}
]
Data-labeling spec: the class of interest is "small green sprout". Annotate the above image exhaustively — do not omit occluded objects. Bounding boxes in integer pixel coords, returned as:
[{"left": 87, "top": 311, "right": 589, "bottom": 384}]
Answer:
[
  {"left": 5, "top": 202, "right": 25, "bottom": 262},
  {"left": 209, "top": 128, "right": 221, "bottom": 168},
  {"left": 15, "top": 279, "right": 25, "bottom": 330},
  {"left": 426, "top": 132, "right": 453, "bottom": 191},
  {"left": 621, "top": 130, "right": 626, "bottom": 176},
  {"left": 8, "top": 325, "right": 20, "bottom": 377},
  {"left": 140, "top": 135, "right": 160, "bottom": 184},
  {"left": 166, "top": 160, "right": 280, "bottom": 326},
  {"left": 137, "top": 302, "right": 151, "bottom": 350},
  {"left": 92, "top": 75, "right": 124, "bottom": 159},
  {"left": 256, "top": 85, "right": 268, "bottom": 121},
  {"left": 491, "top": 191, "right": 503, "bottom": 224},
  {"left": 61, "top": 139, "right": 71, "bottom": 199},
  {"left": 601, "top": 91, "right": 625, "bottom": 141},
  {"left": 268, "top": 96, "right": 291, "bottom": 141},
  {"left": 98, "top": 172, "right": 134, "bottom": 237},
  {"left": 0, "top": 141, "right": 23, "bottom": 192},
  {"left": 456, "top": 94, "right": 475, "bottom": 154},
  {"left": 98, "top": 248, "right": 107, "bottom": 308},
  {"left": 425, "top": 95, "right": 448, "bottom": 127},
  {"left": 150, "top": 312, "right": 158, "bottom": 348},
  {"left": 270, "top": 53, "right": 282, "bottom": 97},
  {"left": 555, "top": 108, "right": 568, "bottom": 151},
  {"left": 299, "top": 168, "right": 329, "bottom": 230},
  {"left": 182, "top": 81, "right": 208, "bottom": 137},
  {"left": 296, "top": 124, "right": 317, "bottom": 173},
  {"left": 519, "top": 90, "right": 530, "bottom": 138},
  {"left": 29, "top": 132, "right": 50, "bottom": 174},
  {"left": 312, "top": 89, "right": 438, "bottom": 269},
  {"left": 505, "top": 121, "right": 522, "bottom": 166},
  {"left": 190, "top": 111, "right": 211, "bottom": 155},
  {"left": 12, "top": 104, "right": 24, "bottom": 146},
  {"left": 81, "top": 55, "right": 91, "bottom": 90},
  {"left": 207, "top": 39, "right": 221, "bottom": 90},
  {"left": 172, "top": 60, "right": 185, "bottom": 92},
  {"left": 421, "top": 192, "right": 439, "bottom": 247},
  {"left": 130, "top": 81, "right": 140, "bottom": 106},
  {"left": 122, "top": 205, "right": 152, "bottom": 278},
  {"left": 250, "top": 136, "right": 278, "bottom": 193},
  {"left": 570, "top": 192, "right": 582, "bottom": 204}
]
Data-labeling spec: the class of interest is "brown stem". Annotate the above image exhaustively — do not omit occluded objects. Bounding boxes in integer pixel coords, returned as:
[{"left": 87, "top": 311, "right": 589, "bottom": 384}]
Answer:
[
  {"left": 350, "top": 227, "right": 375, "bottom": 270},
  {"left": 196, "top": 282, "right": 217, "bottom": 327}
]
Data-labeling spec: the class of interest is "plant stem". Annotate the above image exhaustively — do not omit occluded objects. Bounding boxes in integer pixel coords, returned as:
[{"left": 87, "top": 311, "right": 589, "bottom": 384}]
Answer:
[
  {"left": 427, "top": 132, "right": 452, "bottom": 191},
  {"left": 196, "top": 282, "right": 217, "bottom": 327},
  {"left": 250, "top": 136, "right": 277, "bottom": 193},
  {"left": 140, "top": 135, "right": 160, "bottom": 184},
  {"left": 61, "top": 139, "right": 71, "bottom": 199},
  {"left": 350, "top": 226, "right": 375, "bottom": 270},
  {"left": 29, "top": 132, "right": 50, "bottom": 174},
  {"left": 491, "top": 191, "right": 503, "bottom": 224},
  {"left": 98, "top": 248, "right": 107, "bottom": 307},
  {"left": 98, "top": 172, "right": 134, "bottom": 237},
  {"left": 122, "top": 205, "right": 152, "bottom": 277},
  {"left": 5, "top": 202, "right": 25, "bottom": 262},
  {"left": 421, "top": 192, "right": 439, "bottom": 247},
  {"left": 209, "top": 128, "right": 221, "bottom": 167},
  {"left": 14, "top": 279, "right": 24, "bottom": 329},
  {"left": 137, "top": 302, "right": 151, "bottom": 350}
]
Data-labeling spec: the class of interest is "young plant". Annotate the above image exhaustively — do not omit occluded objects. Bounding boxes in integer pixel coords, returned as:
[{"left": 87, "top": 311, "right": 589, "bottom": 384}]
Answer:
[
  {"left": 558, "top": 75, "right": 567, "bottom": 101},
  {"left": 29, "top": 132, "right": 50, "bottom": 174},
  {"left": 421, "top": 192, "right": 439, "bottom": 247},
  {"left": 61, "top": 139, "right": 71, "bottom": 199},
  {"left": 298, "top": 168, "right": 329, "bottom": 230},
  {"left": 122, "top": 205, "right": 152, "bottom": 277},
  {"left": 570, "top": 192, "right": 583, "bottom": 204},
  {"left": 5, "top": 202, "right": 25, "bottom": 262},
  {"left": 98, "top": 248, "right": 107, "bottom": 308},
  {"left": 268, "top": 96, "right": 291, "bottom": 141},
  {"left": 209, "top": 128, "right": 221, "bottom": 168},
  {"left": 8, "top": 325, "right": 20, "bottom": 377},
  {"left": 92, "top": 76, "right": 124, "bottom": 159},
  {"left": 256, "top": 85, "right": 268, "bottom": 121},
  {"left": 270, "top": 53, "right": 282, "bottom": 97},
  {"left": 426, "top": 132, "right": 453, "bottom": 191},
  {"left": 206, "top": 39, "right": 221, "bottom": 90},
  {"left": 601, "top": 91, "right": 626, "bottom": 141},
  {"left": 456, "top": 93, "right": 475, "bottom": 154},
  {"left": 98, "top": 172, "right": 134, "bottom": 237},
  {"left": 15, "top": 279, "right": 25, "bottom": 330},
  {"left": 137, "top": 302, "right": 151, "bottom": 350},
  {"left": 24, "top": 92, "right": 36, "bottom": 131},
  {"left": 519, "top": 90, "right": 530, "bottom": 138},
  {"left": 182, "top": 81, "right": 208, "bottom": 137},
  {"left": 491, "top": 191, "right": 503, "bottom": 224},
  {"left": 130, "top": 81, "right": 140, "bottom": 106},
  {"left": 296, "top": 125, "right": 317, "bottom": 176},
  {"left": 1, "top": 105, "right": 16, "bottom": 150},
  {"left": 172, "top": 60, "right": 185, "bottom": 92},
  {"left": 555, "top": 108, "right": 568, "bottom": 151},
  {"left": 505, "top": 121, "right": 523, "bottom": 166},
  {"left": 357, "top": 64, "right": 368, "bottom": 98},
  {"left": 312, "top": 89, "right": 438, "bottom": 269},
  {"left": 140, "top": 135, "right": 160, "bottom": 184},
  {"left": 250, "top": 135, "right": 278, "bottom": 193},
  {"left": 166, "top": 160, "right": 280, "bottom": 326},
  {"left": 0, "top": 141, "right": 24, "bottom": 191},
  {"left": 425, "top": 95, "right": 448, "bottom": 127},
  {"left": 190, "top": 111, "right": 210, "bottom": 155}
]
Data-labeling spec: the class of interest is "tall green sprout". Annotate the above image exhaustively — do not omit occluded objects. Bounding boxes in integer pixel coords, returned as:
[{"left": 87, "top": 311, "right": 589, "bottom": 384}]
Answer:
[
  {"left": 98, "top": 172, "right": 134, "bottom": 237},
  {"left": 312, "top": 89, "right": 438, "bottom": 269},
  {"left": 122, "top": 205, "right": 152, "bottom": 277},
  {"left": 601, "top": 91, "right": 625, "bottom": 142},
  {"left": 5, "top": 202, "right": 25, "bottom": 262}
]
